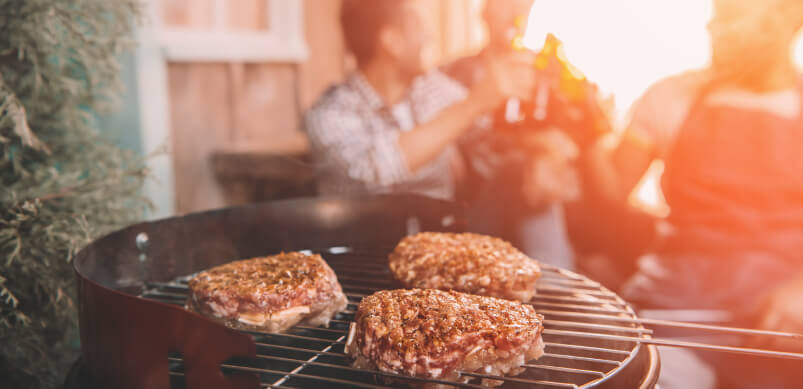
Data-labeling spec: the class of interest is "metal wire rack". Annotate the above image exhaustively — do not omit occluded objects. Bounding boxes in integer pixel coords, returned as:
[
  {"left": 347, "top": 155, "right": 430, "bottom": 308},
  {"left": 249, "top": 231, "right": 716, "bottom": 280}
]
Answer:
[
  {"left": 139, "top": 246, "right": 660, "bottom": 388},
  {"left": 139, "top": 246, "right": 803, "bottom": 388}
]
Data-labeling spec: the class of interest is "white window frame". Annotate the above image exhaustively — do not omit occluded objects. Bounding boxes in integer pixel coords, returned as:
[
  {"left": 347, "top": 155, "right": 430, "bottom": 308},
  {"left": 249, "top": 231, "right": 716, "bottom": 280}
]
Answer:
[
  {"left": 157, "top": 0, "right": 308, "bottom": 62},
  {"left": 135, "top": 0, "right": 308, "bottom": 219}
]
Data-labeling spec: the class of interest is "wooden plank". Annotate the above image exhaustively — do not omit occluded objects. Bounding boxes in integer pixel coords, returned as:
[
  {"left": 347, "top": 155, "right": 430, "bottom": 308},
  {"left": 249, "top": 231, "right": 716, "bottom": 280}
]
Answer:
[
  {"left": 228, "top": 63, "right": 302, "bottom": 148},
  {"left": 166, "top": 62, "right": 231, "bottom": 213},
  {"left": 297, "top": 0, "right": 346, "bottom": 110},
  {"left": 439, "top": 0, "right": 486, "bottom": 63}
]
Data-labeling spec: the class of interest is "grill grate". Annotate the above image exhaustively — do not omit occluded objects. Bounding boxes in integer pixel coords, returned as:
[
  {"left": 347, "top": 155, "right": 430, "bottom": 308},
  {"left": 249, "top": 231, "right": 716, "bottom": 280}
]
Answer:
[{"left": 143, "top": 247, "right": 650, "bottom": 388}]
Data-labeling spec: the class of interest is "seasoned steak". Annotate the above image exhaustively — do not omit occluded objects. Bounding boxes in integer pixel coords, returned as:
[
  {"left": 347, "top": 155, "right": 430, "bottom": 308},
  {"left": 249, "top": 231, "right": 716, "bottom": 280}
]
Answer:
[
  {"left": 187, "top": 252, "right": 348, "bottom": 332},
  {"left": 389, "top": 232, "right": 542, "bottom": 301},
  {"left": 346, "top": 289, "right": 545, "bottom": 388}
]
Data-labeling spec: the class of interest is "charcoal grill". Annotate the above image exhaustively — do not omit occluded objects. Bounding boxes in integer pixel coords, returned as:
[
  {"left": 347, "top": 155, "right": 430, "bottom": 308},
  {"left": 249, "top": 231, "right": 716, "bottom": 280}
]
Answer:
[{"left": 67, "top": 195, "right": 801, "bottom": 389}]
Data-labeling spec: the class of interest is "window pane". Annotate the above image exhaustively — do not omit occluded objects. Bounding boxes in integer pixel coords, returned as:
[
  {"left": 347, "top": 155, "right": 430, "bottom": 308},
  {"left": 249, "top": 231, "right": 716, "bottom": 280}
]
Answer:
[
  {"left": 162, "top": 0, "right": 215, "bottom": 28},
  {"left": 226, "top": 0, "right": 270, "bottom": 31}
]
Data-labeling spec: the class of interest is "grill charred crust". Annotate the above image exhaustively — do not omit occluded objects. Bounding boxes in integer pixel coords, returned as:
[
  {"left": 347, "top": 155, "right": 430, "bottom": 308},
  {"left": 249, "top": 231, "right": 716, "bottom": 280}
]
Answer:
[
  {"left": 347, "top": 289, "right": 545, "bottom": 388},
  {"left": 389, "top": 232, "right": 542, "bottom": 302},
  {"left": 187, "top": 252, "right": 347, "bottom": 332}
]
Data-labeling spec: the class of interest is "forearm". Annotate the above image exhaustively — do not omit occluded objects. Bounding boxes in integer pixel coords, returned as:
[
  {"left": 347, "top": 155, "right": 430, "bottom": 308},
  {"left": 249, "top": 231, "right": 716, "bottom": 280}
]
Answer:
[
  {"left": 398, "top": 50, "right": 538, "bottom": 172},
  {"left": 586, "top": 132, "right": 656, "bottom": 204},
  {"left": 587, "top": 135, "right": 627, "bottom": 203},
  {"left": 398, "top": 88, "right": 489, "bottom": 172}
]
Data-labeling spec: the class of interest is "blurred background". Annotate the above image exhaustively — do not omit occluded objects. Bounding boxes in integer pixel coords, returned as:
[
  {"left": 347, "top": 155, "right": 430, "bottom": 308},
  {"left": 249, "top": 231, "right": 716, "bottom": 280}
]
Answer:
[{"left": 109, "top": 0, "right": 803, "bottom": 220}]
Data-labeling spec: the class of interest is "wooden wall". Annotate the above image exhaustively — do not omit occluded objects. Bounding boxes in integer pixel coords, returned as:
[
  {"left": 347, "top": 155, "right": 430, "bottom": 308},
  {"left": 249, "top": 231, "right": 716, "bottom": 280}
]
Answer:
[{"left": 165, "top": 0, "right": 485, "bottom": 214}]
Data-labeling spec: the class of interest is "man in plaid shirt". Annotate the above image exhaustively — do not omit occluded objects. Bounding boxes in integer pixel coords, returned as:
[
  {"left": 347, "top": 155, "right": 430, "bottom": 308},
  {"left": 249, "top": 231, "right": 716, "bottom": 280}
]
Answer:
[{"left": 305, "top": 0, "right": 536, "bottom": 200}]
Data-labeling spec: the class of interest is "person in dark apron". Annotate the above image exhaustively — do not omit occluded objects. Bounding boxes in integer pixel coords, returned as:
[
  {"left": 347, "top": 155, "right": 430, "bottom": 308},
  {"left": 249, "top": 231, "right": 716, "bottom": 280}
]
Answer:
[{"left": 586, "top": 0, "right": 803, "bottom": 387}]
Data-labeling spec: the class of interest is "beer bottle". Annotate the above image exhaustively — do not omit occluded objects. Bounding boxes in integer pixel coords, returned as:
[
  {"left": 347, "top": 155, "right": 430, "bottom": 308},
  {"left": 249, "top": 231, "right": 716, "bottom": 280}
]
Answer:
[
  {"left": 536, "top": 33, "right": 587, "bottom": 103},
  {"left": 495, "top": 23, "right": 611, "bottom": 145}
]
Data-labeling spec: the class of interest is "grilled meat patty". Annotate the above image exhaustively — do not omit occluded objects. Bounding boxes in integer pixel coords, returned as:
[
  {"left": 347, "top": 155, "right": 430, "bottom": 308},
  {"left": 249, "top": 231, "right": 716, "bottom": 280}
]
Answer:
[
  {"left": 389, "top": 232, "right": 542, "bottom": 302},
  {"left": 346, "top": 289, "right": 545, "bottom": 388},
  {"left": 187, "top": 252, "right": 348, "bottom": 332}
]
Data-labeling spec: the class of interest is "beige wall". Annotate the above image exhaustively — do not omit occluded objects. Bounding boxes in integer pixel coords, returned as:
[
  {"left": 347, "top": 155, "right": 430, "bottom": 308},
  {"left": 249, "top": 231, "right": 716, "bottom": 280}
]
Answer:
[{"left": 165, "top": 0, "right": 485, "bottom": 214}]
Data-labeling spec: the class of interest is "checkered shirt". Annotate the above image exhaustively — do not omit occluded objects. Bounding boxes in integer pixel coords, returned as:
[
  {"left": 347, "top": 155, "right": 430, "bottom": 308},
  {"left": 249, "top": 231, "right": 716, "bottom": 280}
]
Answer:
[{"left": 304, "top": 70, "right": 468, "bottom": 199}]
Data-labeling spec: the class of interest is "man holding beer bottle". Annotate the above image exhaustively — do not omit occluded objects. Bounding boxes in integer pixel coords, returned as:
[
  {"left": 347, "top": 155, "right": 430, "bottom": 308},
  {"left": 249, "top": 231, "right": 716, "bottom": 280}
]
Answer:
[{"left": 306, "top": 0, "right": 537, "bottom": 203}]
